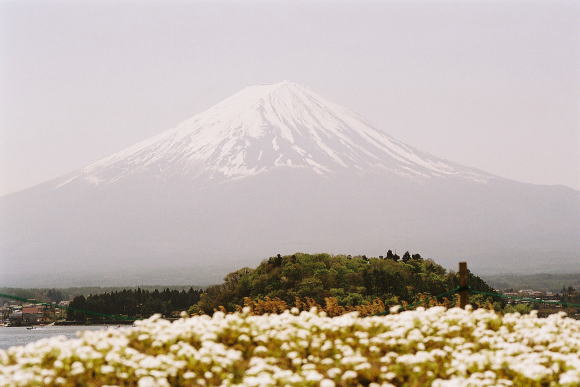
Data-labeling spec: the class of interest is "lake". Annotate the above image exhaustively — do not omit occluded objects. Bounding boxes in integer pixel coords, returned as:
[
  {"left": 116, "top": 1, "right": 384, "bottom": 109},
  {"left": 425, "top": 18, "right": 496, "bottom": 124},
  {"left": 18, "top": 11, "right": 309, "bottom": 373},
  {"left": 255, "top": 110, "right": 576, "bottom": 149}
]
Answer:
[{"left": 0, "top": 326, "right": 109, "bottom": 350}]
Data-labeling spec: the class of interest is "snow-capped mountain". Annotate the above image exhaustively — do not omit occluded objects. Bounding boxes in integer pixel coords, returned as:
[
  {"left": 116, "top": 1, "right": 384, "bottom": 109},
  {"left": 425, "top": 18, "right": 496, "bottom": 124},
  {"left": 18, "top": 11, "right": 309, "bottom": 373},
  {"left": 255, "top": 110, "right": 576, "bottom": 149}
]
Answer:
[
  {"left": 61, "top": 81, "right": 487, "bottom": 188},
  {"left": 1, "top": 82, "right": 578, "bottom": 287}
]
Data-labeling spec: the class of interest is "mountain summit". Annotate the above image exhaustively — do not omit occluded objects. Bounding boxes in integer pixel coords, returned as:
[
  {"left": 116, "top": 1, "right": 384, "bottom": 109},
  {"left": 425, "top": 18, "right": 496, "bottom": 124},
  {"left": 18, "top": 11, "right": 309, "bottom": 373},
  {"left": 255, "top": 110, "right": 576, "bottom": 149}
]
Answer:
[
  {"left": 63, "top": 81, "right": 487, "bottom": 188},
  {"left": 1, "top": 82, "right": 578, "bottom": 286}
]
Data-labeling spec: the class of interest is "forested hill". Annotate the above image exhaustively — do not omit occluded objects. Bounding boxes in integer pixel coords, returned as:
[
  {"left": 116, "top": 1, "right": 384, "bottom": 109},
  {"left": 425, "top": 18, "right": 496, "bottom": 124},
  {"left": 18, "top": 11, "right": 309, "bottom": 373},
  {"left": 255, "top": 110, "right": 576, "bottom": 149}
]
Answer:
[{"left": 197, "top": 252, "right": 493, "bottom": 313}]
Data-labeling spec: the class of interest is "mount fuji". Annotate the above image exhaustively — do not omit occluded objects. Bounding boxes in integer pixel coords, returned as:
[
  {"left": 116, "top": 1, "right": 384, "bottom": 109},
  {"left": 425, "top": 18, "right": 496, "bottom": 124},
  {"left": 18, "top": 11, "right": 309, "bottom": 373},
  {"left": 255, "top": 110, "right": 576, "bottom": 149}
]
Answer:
[
  {"left": 1, "top": 81, "right": 578, "bottom": 286},
  {"left": 58, "top": 81, "right": 489, "bottom": 186}
]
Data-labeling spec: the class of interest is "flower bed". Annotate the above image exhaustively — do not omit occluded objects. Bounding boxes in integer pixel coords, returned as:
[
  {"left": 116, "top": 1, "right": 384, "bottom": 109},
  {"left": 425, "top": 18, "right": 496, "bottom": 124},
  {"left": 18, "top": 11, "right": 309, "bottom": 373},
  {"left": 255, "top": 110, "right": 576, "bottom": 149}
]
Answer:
[{"left": 1, "top": 307, "right": 579, "bottom": 386}]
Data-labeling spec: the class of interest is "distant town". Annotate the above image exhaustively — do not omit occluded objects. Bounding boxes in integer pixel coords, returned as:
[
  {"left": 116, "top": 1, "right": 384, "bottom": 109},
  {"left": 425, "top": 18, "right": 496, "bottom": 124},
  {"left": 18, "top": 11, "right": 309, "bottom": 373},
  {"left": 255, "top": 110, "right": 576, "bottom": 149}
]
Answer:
[
  {"left": 1, "top": 301, "right": 70, "bottom": 326},
  {"left": 499, "top": 288, "right": 579, "bottom": 318}
]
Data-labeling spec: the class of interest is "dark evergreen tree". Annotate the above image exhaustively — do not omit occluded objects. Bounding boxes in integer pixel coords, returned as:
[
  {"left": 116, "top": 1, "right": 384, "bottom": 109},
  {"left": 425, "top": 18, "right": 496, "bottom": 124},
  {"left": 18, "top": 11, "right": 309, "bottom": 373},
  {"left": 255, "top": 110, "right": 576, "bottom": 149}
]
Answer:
[{"left": 66, "top": 288, "right": 203, "bottom": 321}]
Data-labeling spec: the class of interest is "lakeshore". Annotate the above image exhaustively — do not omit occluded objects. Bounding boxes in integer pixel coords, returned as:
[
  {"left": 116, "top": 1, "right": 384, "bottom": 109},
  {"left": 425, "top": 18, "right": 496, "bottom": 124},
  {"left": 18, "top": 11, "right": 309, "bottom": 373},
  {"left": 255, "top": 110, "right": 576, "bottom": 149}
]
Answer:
[{"left": 0, "top": 325, "right": 107, "bottom": 350}]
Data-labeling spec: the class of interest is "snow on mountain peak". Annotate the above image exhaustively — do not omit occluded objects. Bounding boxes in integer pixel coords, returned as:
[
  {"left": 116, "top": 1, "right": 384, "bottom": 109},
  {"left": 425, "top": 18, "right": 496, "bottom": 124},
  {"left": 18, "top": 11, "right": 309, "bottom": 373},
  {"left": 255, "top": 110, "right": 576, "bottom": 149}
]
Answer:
[{"left": 66, "top": 81, "right": 489, "bottom": 187}]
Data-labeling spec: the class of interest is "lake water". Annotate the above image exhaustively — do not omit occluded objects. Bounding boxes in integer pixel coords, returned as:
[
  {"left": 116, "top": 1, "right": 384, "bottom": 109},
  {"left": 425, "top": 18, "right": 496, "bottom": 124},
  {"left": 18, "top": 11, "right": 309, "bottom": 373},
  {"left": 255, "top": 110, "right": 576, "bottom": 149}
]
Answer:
[{"left": 0, "top": 326, "right": 108, "bottom": 350}]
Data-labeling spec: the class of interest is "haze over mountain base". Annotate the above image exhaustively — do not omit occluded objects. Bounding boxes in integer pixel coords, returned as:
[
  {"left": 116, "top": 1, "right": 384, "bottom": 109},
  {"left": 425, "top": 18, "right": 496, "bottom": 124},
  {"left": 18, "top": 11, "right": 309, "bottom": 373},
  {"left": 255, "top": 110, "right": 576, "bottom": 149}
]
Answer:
[
  {"left": 2, "top": 169, "right": 578, "bottom": 287},
  {"left": 1, "top": 82, "right": 578, "bottom": 286}
]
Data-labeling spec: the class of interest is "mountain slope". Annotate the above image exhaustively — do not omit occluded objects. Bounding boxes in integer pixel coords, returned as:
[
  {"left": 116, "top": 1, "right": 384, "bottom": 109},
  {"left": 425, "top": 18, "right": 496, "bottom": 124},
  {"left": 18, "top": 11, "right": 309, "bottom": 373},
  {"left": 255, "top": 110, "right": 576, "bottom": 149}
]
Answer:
[
  {"left": 1, "top": 82, "right": 578, "bottom": 286},
  {"left": 57, "top": 81, "right": 488, "bottom": 189}
]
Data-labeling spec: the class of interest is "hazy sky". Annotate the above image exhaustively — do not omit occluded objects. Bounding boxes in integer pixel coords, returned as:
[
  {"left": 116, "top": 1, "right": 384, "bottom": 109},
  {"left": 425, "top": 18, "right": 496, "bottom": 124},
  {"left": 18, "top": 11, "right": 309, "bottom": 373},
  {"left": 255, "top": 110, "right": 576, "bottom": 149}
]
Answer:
[{"left": 1, "top": 0, "right": 578, "bottom": 195}]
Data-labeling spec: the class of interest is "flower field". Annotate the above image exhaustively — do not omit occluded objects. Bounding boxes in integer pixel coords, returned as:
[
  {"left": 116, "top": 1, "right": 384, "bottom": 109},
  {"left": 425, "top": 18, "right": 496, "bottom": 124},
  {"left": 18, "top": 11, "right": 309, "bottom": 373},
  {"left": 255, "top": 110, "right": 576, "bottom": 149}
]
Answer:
[{"left": 1, "top": 307, "right": 579, "bottom": 386}]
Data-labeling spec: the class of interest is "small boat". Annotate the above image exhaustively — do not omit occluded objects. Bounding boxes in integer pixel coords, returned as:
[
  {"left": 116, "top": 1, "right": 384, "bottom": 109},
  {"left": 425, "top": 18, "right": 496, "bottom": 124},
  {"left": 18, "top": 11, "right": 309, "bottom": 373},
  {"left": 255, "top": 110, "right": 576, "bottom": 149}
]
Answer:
[{"left": 29, "top": 322, "right": 54, "bottom": 330}]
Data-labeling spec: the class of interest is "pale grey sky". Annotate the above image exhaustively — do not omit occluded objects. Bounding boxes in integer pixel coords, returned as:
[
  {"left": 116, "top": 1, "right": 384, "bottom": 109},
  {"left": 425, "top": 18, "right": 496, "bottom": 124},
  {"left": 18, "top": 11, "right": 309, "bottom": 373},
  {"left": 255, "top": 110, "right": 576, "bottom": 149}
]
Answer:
[{"left": 1, "top": 0, "right": 578, "bottom": 195}]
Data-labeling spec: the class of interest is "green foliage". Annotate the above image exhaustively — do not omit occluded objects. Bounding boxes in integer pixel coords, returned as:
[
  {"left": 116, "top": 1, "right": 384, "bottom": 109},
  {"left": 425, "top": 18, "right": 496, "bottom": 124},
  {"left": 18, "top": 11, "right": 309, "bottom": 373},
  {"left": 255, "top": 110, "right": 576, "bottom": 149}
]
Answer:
[
  {"left": 0, "top": 285, "right": 202, "bottom": 304},
  {"left": 0, "top": 288, "right": 64, "bottom": 304},
  {"left": 67, "top": 288, "right": 202, "bottom": 321},
  {"left": 197, "top": 252, "right": 495, "bottom": 313},
  {"left": 503, "top": 303, "right": 533, "bottom": 314}
]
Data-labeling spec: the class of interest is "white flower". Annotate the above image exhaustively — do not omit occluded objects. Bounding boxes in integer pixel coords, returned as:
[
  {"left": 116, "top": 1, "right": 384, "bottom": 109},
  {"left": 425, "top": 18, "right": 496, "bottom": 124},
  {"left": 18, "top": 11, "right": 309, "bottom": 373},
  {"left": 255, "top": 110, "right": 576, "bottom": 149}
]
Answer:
[
  {"left": 100, "top": 365, "right": 114, "bottom": 374},
  {"left": 342, "top": 370, "right": 357, "bottom": 380}
]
